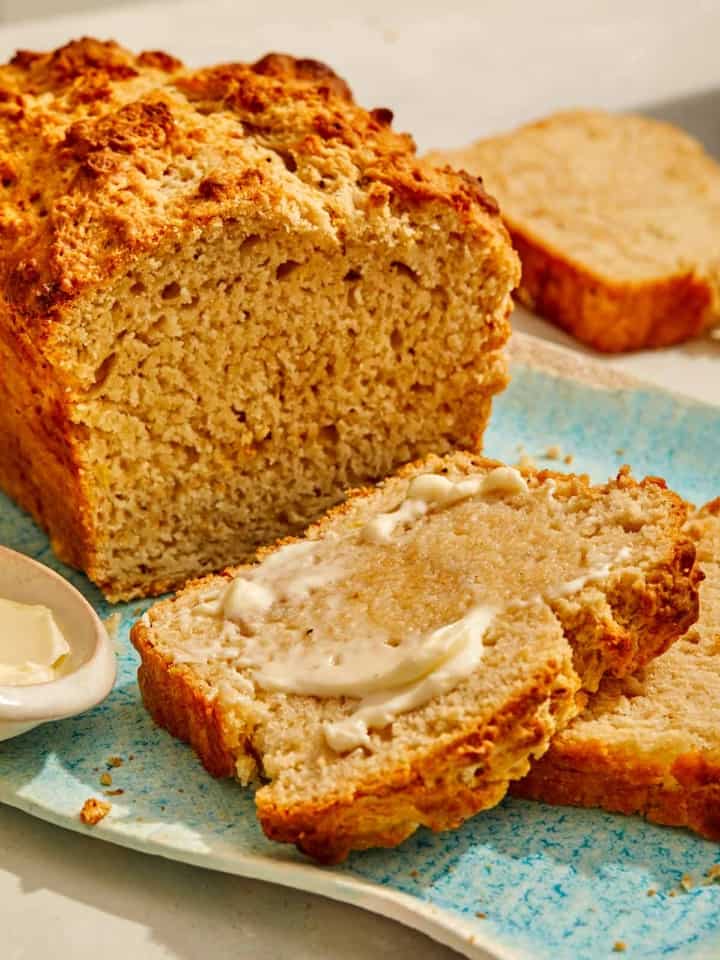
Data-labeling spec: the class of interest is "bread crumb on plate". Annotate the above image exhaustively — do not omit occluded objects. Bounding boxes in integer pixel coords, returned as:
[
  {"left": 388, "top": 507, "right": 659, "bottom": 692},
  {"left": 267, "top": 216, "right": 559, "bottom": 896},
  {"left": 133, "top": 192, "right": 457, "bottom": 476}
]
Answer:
[
  {"left": 80, "top": 798, "right": 111, "bottom": 825},
  {"left": 103, "top": 612, "right": 122, "bottom": 640},
  {"left": 516, "top": 453, "right": 536, "bottom": 470}
]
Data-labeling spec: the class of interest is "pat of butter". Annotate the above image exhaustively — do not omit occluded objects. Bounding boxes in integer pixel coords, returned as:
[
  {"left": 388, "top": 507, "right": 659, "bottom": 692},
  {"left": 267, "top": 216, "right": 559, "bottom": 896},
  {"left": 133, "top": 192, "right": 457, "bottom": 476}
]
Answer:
[
  {"left": 361, "top": 467, "right": 528, "bottom": 544},
  {"left": 0, "top": 597, "right": 70, "bottom": 685}
]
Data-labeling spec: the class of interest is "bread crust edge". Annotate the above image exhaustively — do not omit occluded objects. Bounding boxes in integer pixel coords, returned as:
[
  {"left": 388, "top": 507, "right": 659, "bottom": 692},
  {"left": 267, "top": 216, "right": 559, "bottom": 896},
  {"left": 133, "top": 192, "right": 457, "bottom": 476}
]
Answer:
[
  {"left": 257, "top": 663, "right": 579, "bottom": 863},
  {"left": 511, "top": 741, "right": 720, "bottom": 842},
  {"left": 510, "top": 225, "right": 713, "bottom": 352}
]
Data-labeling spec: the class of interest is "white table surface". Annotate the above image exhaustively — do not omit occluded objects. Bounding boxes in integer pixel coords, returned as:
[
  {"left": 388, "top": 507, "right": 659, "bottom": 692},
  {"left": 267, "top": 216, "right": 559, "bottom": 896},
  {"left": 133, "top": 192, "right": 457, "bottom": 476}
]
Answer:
[{"left": 1, "top": 2, "right": 718, "bottom": 958}]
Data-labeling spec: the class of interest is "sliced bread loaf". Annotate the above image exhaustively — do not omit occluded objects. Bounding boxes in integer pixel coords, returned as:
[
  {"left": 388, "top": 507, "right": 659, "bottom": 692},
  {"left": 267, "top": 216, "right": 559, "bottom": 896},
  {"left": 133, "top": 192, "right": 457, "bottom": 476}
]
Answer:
[
  {"left": 131, "top": 453, "right": 700, "bottom": 861},
  {"left": 514, "top": 499, "right": 720, "bottom": 841},
  {"left": 427, "top": 110, "right": 720, "bottom": 351},
  {"left": 0, "top": 39, "right": 518, "bottom": 601}
]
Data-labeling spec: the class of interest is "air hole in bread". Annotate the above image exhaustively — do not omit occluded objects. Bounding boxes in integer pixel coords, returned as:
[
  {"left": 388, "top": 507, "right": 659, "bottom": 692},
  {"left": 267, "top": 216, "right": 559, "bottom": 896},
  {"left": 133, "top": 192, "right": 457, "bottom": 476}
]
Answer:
[
  {"left": 130, "top": 280, "right": 146, "bottom": 296},
  {"left": 620, "top": 518, "right": 645, "bottom": 533},
  {"left": 276, "top": 150, "right": 297, "bottom": 173},
  {"left": 161, "top": 281, "right": 181, "bottom": 300},
  {"left": 391, "top": 261, "right": 420, "bottom": 283},
  {"left": 319, "top": 424, "right": 339, "bottom": 445},
  {"left": 276, "top": 260, "right": 300, "bottom": 280},
  {"left": 91, "top": 352, "right": 117, "bottom": 392},
  {"left": 145, "top": 315, "right": 169, "bottom": 341},
  {"left": 343, "top": 268, "right": 361, "bottom": 282}
]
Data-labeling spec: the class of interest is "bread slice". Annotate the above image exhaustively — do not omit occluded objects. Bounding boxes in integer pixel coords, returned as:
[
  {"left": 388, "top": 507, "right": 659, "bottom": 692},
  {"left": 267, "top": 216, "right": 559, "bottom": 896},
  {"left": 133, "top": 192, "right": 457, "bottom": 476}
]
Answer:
[
  {"left": 427, "top": 110, "right": 720, "bottom": 352},
  {"left": 131, "top": 452, "right": 700, "bottom": 862},
  {"left": 514, "top": 499, "right": 720, "bottom": 841},
  {"left": 0, "top": 39, "right": 518, "bottom": 602}
]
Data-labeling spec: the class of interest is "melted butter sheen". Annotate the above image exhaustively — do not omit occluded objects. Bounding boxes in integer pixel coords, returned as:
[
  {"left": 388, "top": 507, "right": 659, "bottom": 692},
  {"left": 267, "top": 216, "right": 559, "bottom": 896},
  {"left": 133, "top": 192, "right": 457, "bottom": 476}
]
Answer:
[
  {"left": 197, "top": 468, "right": 631, "bottom": 754},
  {"left": 361, "top": 468, "right": 528, "bottom": 544},
  {"left": 322, "top": 606, "right": 496, "bottom": 751},
  {"left": 0, "top": 597, "right": 70, "bottom": 685}
]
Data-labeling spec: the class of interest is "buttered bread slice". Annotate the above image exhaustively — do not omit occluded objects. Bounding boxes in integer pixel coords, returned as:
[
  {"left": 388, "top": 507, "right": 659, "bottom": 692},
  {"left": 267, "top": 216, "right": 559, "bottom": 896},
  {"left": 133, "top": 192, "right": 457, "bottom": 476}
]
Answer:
[
  {"left": 132, "top": 453, "right": 700, "bottom": 862},
  {"left": 514, "top": 500, "right": 720, "bottom": 841}
]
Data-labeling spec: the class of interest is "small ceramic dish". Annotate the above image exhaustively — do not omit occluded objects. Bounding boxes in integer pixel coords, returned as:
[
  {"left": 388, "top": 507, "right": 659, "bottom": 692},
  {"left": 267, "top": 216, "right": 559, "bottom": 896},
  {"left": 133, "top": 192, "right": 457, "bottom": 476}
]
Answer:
[{"left": 0, "top": 546, "right": 116, "bottom": 741}]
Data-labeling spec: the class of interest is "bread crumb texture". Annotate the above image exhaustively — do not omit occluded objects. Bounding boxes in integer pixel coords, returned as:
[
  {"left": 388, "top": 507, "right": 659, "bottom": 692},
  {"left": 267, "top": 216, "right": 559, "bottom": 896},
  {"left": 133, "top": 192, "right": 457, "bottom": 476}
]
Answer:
[
  {"left": 80, "top": 797, "right": 111, "bottom": 825},
  {"left": 0, "top": 38, "right": 519, "bottom": 601},
  {"left": 515, "top": 498, "right": 720, "bottom": 842},
  {"left": 428, "top": 110, "right": 720, "bottom": 351},
  {"left": 132, "top": 452, "right": 700, "bottom": 862}
]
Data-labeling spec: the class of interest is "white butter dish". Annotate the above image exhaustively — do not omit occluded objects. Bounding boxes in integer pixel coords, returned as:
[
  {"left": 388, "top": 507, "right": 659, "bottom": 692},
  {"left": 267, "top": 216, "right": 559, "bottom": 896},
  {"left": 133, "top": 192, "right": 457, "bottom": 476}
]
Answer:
[{"left": 0, "top": 546, "right": 116, "bottom": 741}]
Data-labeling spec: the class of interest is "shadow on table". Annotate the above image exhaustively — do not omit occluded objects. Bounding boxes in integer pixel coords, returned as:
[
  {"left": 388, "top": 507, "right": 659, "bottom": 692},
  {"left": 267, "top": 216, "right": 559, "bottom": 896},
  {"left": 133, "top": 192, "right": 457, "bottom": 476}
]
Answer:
[
  {"left": 512, "top": 305, "right": 720, "bottom": 367},
  {"left": 0, "top": 673, "right": 276, "bottom": 855},
  {"left": 2, "top": 801, "right": 459, "bottom": 960}
]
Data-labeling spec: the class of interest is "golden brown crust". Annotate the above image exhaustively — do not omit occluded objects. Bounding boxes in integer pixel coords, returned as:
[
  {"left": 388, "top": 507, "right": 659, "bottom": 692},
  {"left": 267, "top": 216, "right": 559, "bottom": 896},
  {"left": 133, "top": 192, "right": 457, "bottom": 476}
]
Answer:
[
  {"left": 0, "top": 319, "right": 95, "bottom": 571},
  {"left": 135, "top": 620, "right": 241, "bottom": 778},
  {"left": 0, "top": 38, "right": 503, "bottom": 324},
  {"left": 599, "top": 527, "right": 700, "bottom": 673},
  {"left": 511, "top": 227, "right": 712, "bottom": 353},
  {"left": 512, "top": 743, "right": 720, "bottom": 842}
]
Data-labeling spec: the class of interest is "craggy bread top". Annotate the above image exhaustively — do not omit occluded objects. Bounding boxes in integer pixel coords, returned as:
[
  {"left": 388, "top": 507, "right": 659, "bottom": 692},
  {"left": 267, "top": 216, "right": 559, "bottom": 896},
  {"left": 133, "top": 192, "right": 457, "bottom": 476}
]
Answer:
[{"left": 0, "top": 38, "right": 505, "bottom": 332}]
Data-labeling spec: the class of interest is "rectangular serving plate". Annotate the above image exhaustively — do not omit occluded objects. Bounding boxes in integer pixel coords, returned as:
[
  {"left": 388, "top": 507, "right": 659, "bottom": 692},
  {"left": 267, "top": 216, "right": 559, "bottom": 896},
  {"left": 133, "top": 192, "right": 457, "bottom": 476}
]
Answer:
[{"left": 1, "top": 333, "right": 718, "bottom": 960}]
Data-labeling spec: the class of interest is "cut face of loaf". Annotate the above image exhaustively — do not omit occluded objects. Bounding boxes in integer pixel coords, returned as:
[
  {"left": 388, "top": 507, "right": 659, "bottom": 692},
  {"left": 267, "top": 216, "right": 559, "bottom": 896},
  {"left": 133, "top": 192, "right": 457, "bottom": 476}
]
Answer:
[
  {"left": 131, "top": 452, "right": 701, "bottom": 862},
  {"left": 514, "top": 499, "right": 720, "bottom": 842},
  {"left": 427, "top": 110, "right": 720, "bottom": 351},
  {"left": 0, "top": 40, "right": 518, "bottom": 601}
]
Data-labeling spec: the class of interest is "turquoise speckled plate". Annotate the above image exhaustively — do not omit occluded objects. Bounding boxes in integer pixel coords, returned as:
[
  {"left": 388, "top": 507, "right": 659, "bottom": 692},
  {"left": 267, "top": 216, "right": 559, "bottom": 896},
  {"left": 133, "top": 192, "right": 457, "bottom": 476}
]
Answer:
[{"left": 1, "top": 335, "right": 719, "bottom": 960}]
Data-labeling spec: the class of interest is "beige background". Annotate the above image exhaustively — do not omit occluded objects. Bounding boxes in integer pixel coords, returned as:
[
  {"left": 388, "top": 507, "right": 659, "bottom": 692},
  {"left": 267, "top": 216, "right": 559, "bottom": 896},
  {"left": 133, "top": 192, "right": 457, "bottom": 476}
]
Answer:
[{"left": 0, "top": 0, "right": 162, "bottom": 21}]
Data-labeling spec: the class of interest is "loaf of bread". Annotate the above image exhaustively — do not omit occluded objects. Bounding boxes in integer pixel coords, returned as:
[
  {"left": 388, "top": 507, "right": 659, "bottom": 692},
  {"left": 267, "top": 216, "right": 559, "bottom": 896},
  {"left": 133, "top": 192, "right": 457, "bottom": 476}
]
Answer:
[
  {"left": 131, "top": 452, "right": 700, "bottom": 862},
  {"left": 0, "top": 39, "right": 518, "bottom": 601},
  {"left": 514, "top": 499, "right": 720, "bottom": 841},
  {"left": 427, "top": 110, "right": 720, "bottom": 352}
]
